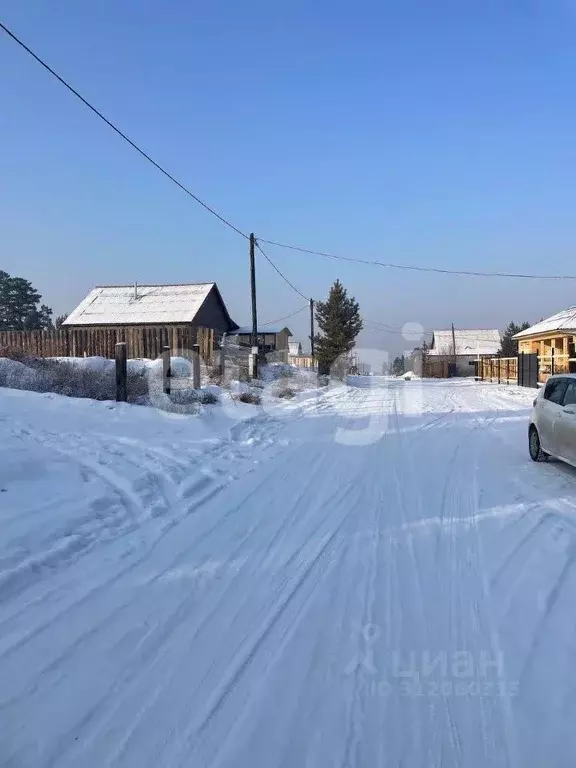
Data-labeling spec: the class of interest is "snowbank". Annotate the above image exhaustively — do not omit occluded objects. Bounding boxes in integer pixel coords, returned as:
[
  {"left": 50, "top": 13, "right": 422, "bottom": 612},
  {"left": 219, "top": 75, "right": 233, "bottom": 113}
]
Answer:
[
  {"left": 0, "top": 358, "right": 41, "bottom": 390},
  {"left": 0, "top": 355, "right": 214, "bottom": 409},
  {"left": 0, "top": 355, "right": 324, "bottom": 413}
]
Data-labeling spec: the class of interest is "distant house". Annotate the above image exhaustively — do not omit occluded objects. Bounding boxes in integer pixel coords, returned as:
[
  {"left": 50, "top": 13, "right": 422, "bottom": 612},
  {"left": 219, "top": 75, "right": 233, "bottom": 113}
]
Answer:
[
  {"left": 426, "top": 329, "right": 501, "bottom": 377},
  {"left": 513, "top": 307, "right": 576, "bottom": 378},
  {"left": 64, "top": 282, "right": 237, "bottom": 338},
  {"left": 288, "top": 340, "right": 303, "bottom": 357},
  {"left": 228, "top": 326, "right": 292, "bottom": 354}
]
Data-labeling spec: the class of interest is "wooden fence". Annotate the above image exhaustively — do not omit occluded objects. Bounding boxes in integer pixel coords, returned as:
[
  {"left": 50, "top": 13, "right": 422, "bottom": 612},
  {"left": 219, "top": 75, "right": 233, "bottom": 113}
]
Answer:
[
  {"left": 481, "top": 352, "right": 576, "bottom": 385},
  {"left": 537, "top": 352, "right": 576, "bottom": 381},
  {"left": 0, "top": 325, "right": 217, "bottom": 361},
  {"left": 289, "top": 355, "right": 317, "bottom": 370},
  {"left": 423, "top": 359, "right": 450, "bottom": 378},
  {"left": 480, "top": 356, "right": 518, "bottom": 384}
]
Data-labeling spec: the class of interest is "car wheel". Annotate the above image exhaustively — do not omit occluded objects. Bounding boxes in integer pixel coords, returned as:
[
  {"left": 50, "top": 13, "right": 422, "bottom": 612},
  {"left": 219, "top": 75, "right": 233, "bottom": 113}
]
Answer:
[{"left": 529, "top": 426, "right": 548, "bottom": 462}]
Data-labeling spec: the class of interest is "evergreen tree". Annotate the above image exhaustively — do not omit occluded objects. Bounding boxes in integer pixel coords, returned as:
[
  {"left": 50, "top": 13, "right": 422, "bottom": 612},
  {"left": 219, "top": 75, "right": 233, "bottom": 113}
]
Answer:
[
  {"left": 314, "top": 280, "right": 363, "bottom": 373},
  {"left": 24, "top": 304, "right": 54, "bottom": 330},
  {"left": 55, "top": 314, "right": 68, "bottom": 329},
  {"left": 0, "top": 271, "right": 53, "bottom": 330},
  {"left": 392, "top": 355, "right": 405, "bottom": 376},
  {"left": 500, "top": 321, "right": 531, "bottom": 357}
]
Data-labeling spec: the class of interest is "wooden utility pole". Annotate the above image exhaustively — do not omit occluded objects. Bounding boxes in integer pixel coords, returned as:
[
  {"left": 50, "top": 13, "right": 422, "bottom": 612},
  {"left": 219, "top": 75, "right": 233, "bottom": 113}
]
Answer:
[
  {"left": 451, "top": 323, "right": 457, "bottom": 370},
  {"left": 309, "top": 298, "right": 315, "bottom": 361},
  {"left": 250, "top": 233, "right": 258, "bottom": 350}
]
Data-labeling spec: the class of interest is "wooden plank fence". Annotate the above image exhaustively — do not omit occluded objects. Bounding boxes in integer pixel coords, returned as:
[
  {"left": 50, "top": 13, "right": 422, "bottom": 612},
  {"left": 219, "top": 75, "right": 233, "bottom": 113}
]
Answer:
[
  {"left": 481, "top": 352, "right": 576, "bottom": 386},
  {"left": 480, "top": 356, "right": 518, "bottom": 384},
  {"left": 0, "top": 326, "right": 216, "bottom": 361}
]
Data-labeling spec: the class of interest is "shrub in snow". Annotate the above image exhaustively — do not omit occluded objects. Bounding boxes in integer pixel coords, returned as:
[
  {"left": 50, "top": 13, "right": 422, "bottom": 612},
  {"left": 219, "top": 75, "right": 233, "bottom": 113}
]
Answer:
[
  {"left": 167, "top": 390, "right": 202, "bottom": 406},
  {"left": 205, "top": 362, "right": 223, "bottom": 383},
  {"left": 0, "top": 356, "right": 150, "bottom": 403},
  {"left": 57, "top": 356, "right": 114, "bottom": 374},
  {"left": 0, "top": 346, "right": 28, "bottom": 362},
  {"left": 26, "top": 358, "right": 116, "bottom": 400},
  {"left": 0, "top": 354, "right": 225, "bottom": 408},
  {"left": 0, "top": 358, "right": 41, "bottom": 390},
  {"left": 259, "top": 363, "right": 298, "bottom": 382},
  {"left": 230, "top": 380, "right": 252, "bottom": 395},
  {"left": 275, "top": 387, "right": 296, "bottom": 399},
  {"left": 198, "top": 391, "right": 219, "bottom": 405},
  {"left": 233, "top": 392, "right": 262, "bottom": 405},
  {"left": 202, "top": 384, "right": 223, "bottom": 398}
]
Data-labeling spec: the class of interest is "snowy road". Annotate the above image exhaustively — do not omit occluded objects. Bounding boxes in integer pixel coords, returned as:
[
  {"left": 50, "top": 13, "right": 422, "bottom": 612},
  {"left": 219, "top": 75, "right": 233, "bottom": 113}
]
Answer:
[{"left": 2, "top": 379, "right": 576, "bottom": 767}]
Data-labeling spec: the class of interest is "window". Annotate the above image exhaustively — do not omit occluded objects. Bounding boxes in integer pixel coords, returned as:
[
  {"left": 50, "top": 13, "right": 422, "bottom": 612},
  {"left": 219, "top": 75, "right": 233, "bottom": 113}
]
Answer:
[
  {"left": 544, "top": 378, "right": 568, "bottom": 405},
  {"left": 563, "top": 381, "right": 576, "bottom": 407}
]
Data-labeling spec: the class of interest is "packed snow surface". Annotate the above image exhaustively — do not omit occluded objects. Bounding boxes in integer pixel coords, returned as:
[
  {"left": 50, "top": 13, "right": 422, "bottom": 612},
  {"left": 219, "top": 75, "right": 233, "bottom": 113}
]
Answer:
[{"left": 1, "top": 378, "right": 576, "bottom": 767}]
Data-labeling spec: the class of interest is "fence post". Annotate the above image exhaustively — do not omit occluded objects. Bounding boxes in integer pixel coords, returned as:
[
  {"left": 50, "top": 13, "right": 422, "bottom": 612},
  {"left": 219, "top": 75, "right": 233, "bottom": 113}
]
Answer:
[
  {"left": 569, "top": 341, "right": 576, "bottom": 373},
  {"left": 249, "top": 345, "right": 258, "bottom": 380},
  {"left": 192, "top": 344, "right": 201, "bottom": 389},
  {"left": 506, "top": 358, "right": 510, "bottom": 385},
  {"left": 115, "top": 342, "right": 127, "bottom": 402},
  {"left": 518, "top": 353, "right": 523, "bottom": 386},
  {"left": 551, "top": 346, "right": 555, "bottom": 376},
  {"left": 490, "top": 359, "right": 493, "bottom": 382},
  {"left": 220, "top": 333, "right": 227, "bottom": 382},
  {"left": 162, "top": 345, "right": 171, "bottom": 395},
  {"left": 497, "top": 357, "right": 501, "bottom": 384}
]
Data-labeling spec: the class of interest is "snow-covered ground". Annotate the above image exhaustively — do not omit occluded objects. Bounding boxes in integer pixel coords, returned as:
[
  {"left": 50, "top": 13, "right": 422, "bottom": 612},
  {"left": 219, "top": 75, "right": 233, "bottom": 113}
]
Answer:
[{"left": 1, "top": 378, "right": 576, "bottom": 767}]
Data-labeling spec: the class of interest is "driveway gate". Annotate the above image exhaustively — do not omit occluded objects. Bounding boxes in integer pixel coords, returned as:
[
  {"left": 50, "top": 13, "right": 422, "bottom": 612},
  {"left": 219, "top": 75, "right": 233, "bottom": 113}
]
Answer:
[{"left": 518, "top": 352, "right": 539, "bottom": 388}]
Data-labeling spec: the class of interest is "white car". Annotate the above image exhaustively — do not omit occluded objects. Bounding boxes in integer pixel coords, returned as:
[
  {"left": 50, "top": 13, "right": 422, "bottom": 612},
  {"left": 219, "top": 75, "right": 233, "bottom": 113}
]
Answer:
[{"left": 529, "top": 374, "right": 576, "bottom": 468}]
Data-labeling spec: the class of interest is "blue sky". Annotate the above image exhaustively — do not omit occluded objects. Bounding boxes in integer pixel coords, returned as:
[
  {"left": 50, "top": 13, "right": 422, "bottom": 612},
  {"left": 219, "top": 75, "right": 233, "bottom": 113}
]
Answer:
[{"left": 1, "top": 0, "right": 575, "bottom": 353}]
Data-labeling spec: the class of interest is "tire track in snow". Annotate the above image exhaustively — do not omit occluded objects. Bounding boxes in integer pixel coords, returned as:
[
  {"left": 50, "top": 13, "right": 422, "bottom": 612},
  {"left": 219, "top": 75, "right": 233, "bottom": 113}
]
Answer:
[
  {"left": 0, "top": 457, "right": 290, "bottom": 709},
  {"left": 32, "top": 450, "right": 350, "bottom": 767},
  {"left": 0, "top": 400, "right": 312, "bottom": 664},
  {"left": 84, "top": 460, "right": 362, "bottom": 768}
]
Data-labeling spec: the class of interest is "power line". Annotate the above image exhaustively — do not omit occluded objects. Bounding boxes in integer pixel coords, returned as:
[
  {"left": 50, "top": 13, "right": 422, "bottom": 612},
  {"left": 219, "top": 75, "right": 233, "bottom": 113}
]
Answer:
[
  {"left": 363, "top": 318, "right": 409, "bottom": 333},
  {"left": 255, "top": 240, "right": 310, "bottom": 300},
  {"left": 0, "top": 20, "right": 247, "bottom": 240},
  {"left": 5, "top": 21, "right": 575, "bottom": 284},
  {"left": 362, "top": 318, "right": 507, "bottom": 343},
  {"left": 258, "top": 238, "right": 576, "bottom": 281},
  {"left": 258, "top": 303, "right": 309, "bottom": 328},
  {"left": 363, "top": 319, "right": 433, "bottom": 337}
]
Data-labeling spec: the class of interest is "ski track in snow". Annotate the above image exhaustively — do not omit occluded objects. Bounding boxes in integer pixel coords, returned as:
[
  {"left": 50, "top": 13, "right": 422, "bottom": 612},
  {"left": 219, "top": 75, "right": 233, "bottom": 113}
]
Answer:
[{"left": 1, "top": 379, "right": 576, "bottom": 767}]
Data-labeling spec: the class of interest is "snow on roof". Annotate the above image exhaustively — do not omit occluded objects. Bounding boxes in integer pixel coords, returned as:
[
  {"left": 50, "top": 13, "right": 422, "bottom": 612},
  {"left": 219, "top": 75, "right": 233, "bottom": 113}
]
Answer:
[
  {"left": 429, "top": 329, "right": 501, "bottom": 356},
  {"left": 63, "top": 283, "right": 215, "bottom": 326},
  {"left": 512, "top": 307, "right": 576, "bottom": 339},
  {"left": 230, "top": 326, "right": 292, "bottom": 336}
]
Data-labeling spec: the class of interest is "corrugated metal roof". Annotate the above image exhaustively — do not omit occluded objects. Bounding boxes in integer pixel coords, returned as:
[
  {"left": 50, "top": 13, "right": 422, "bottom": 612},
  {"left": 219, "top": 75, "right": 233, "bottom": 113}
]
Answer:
[
  {"left": 513, "top": 307, "right": 576, "bottom": 339},
  {"left": 429, "top": 329, "right": 501, "bottom": 356},
  {"left": 230, "top": 326, "right": 292, "bottom": 335},
  {"left": 63, "top": 283, "right": 215, "bottom": 326}
]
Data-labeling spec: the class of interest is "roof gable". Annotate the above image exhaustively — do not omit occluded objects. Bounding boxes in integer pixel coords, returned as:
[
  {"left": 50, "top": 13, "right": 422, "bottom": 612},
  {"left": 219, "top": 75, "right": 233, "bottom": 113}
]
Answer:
[
  {"left": 513, "top": 307, "right": 576, "bottom": 339},
  {"left": 64, "top": 283, "right": 218, "bottom": 326}
]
